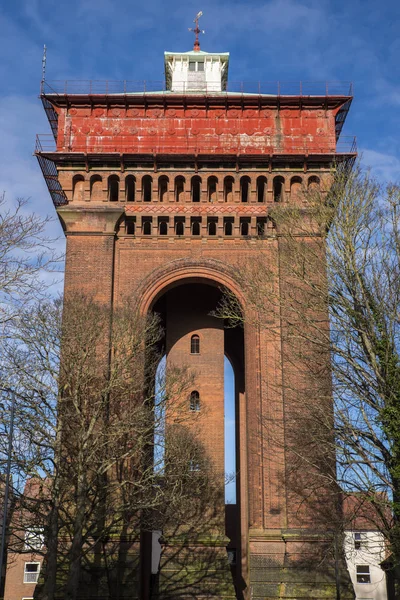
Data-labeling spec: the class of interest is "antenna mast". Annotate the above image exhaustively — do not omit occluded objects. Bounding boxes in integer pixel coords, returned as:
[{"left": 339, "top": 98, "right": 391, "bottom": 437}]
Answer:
[
  {"left": 41, "top": 44, "right": 47, "bottom": 91},
  {"left": 189, "top": 11, "right": 205, "bottom": 52}
]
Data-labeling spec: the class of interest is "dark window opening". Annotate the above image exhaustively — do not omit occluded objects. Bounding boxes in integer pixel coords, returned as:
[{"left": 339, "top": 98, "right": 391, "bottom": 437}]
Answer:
[
  {"left": 240, "top": 218, "right": 250, "bottom": 236},
  {"left": 143, "top": 219, "right": 152, "bottom": 235},
  {"left": 142, "top": 176, "right": 152, "bottom": 202},
  {"left": 208, "top": 219, "right": 217, "bottom": 236},
  {"left": 191, "top": 219, "right": 201, "bottom": 236},
  {"left": 159, "top": 177, "right": 168, "bottom": 202},
  {"left": 192, "top": 177, "right": 201, "bottom": 203},
  {"left": 189, "top": 61, "right": 196, "bottom": 72},
  {"left": 224, "top": 177, "right": 234, "bottom": 202},
  {"left": 175, "top": 220, "right": 184, "bottom": 236},
  {"left": 197, "top": 61, "right": 204, "bottom": 72},
  {"left": 175, "top": 177, "right": 185, "bottom": 202},
  {"left": 208, "top": 177, "right": 217, "bottom": 202},
  {"left": 126, "top": 219, "right": 135, "bottom": 235},
  {"left": 224, "top": 219, "right": 233, "bottom": 236},
  {"left": 191, "top": 335, "right": 200, "bottom": 354},
  {"left": 257, "top": 218, "right": 266, "bottom": 237},
  {"left": 125, "top": 176, "right": 135, "bottom": 202},
  {"left": 273, "top": 177, "right": 284, "bottom": 202},
  {"left": 108, "top": 176, "right": 119, "bottom": 202},
  {"left": 241, "top": 177, "right": 250, "bottom": 203},
  {"left": 356, "top": 565, "right": 370, "bottom": 584},
  {"left": 90, "top": 175, "right": 102, "bottom": 202},
  {"left": 354, "top": 532, "right": 362, "bottom": 550},
  {"left": 257, "top": 176, "right": 267, "bottom": 203},
  {"left": 189, "top": 390, "right": 200, "bottom": 411},
  {"left": 159, "top": 220, "right": 168, "bottom": 235}
]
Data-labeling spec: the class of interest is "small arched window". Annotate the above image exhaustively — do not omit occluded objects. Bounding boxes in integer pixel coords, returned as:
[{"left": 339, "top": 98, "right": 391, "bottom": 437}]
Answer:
[
  {"left": 224, "top": 219, "right": 233, "bottom": 236},
  {"left": 224, "top": 176, "right": 234, "bottom": 202},
  {"left": 159, "top": 176, "right": 168, "bottom": 203},
  {"left": 142, "top": 175, "right": 152, "bottom": 202},
  {"left": 240, "top": 176, "right": 251, "bottom": 203},
  {"left": 191, "top": 335, "right": 200, "bottom": 354},
  {"left": 257, "top": 176, "right": 267, "bottom": 203},
  {"left": 273, "top": 176, "right": 285, "bottom": 202},
  {"left": 191, "top": 176, "right": 201, "bottom": 203},
  {"left": 192, "top": 220, "right": 201, "bottom": 236},
  {"left": 189, "top": 390, "right": 200, "bottom": 411},
  {"left": 175, "top": 220, "right": 184, "bottom": 236},
  {"left": 208, "top": 177, "right": 218, "bottom": 202},
  {"left": 142, "top": 219, "right": 152, "bottom": 235},
  {"left": 90, "top": 175, "right": 102, "bottom": 202},
  {"left": 175, "top": 176, "right": 185, "bottom": 202},
  {"left": 208, "top": 220, "right": 217, "bottom": 236},
  {"left": 108, "top": 175, "right": 119, "bottom": 202},
  {"left": 73, "top": 175, "right": 85, "bottom": 202},
  {"left": 125, "top": 175, "right": 135, "bottom": 202},
  {"left": 159, "top": 221, "right": 168, "bottom": 235}
]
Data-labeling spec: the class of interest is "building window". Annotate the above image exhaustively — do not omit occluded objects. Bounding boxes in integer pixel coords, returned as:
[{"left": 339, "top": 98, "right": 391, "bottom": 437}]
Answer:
[
  {"left": 354, "top": 532, "right": 362, "bottom": 549},
  {"left": 191, "top": 176, "right": 201, "bottom": 203},
  {"left": 356, "top": 565, "right": 371, "bottom": 584},
  {"left": 208, "top": 219, "right": 217, "bottom": 236},
  {"left": 24, "top": 528, "right": 44, "bottom": 551},
  {"left": 273, "top": 176, "right": 284, "bottom": 202},
  {"left": 224, "top": 218, "right": 233, "bottom": 236},
  {"left": 189, "top": 61, "right": 196, "bottom": 72},
  {"left": 189, "top": 391, "right": 200, "bottom": 411},
  {"left": 108, "top": 175, "right": 119, "bottom": 202},
  {"left": 24, "top": 562, "right": 40, "bottom": 583},
  {"left": 142, "top": 175, "right": 152, "bottom": 202},
  {"left": 191, "top": 335, "right": 200, "bottom": 354},
  {"left": 125, "top": 175, "right": 135, "bottom": 202},
  {"left": 191, "top": 219, "right": 201, "bottom": 236},
  {"left": 175, "top": 219, "right": 184, "bottom": 236},
  {"left": 142, "top": 219, "right": 152, "bottom": 235}
]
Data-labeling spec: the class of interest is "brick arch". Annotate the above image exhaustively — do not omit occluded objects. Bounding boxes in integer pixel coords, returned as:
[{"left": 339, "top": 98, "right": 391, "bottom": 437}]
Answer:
[{"left": 137, "top": 258, "right": 246, "bottom": 315}]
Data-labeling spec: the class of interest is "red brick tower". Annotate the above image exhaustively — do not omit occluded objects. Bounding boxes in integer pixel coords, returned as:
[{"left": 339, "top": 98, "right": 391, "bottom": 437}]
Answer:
[{"left": 36, "top": 36, "right": 356, "bottom": 600}]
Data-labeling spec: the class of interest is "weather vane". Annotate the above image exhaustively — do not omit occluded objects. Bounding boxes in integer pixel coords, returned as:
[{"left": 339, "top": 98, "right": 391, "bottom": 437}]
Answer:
[{"left": 189, "top": 11, "right": 205, "bottom": 52}]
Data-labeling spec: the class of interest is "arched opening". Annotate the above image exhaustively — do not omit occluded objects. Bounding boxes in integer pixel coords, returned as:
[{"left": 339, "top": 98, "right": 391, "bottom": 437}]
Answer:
[
  {"left": 240, "top": 176, "right": 251, "bottom": 203},
  {"left": 191, "top": 334, "right": 200, "bottom": 354},
  {"left": 240, "top": 218, "right": 250, "bottom": 236},
  {"left": 175, "top": 176, "right": 185, "bottom": 202},
  {"left": 73, "top": 175, "right": 85, "bottom": 202},
  {"left": 224, "top": 176, "right": 234, "bottom": 202},
  {"left": 191, "top": 219, "right": 201, "bottom": 236},
  {"left": 159, "top": 220, "right": 168, "bottom": 236},
  {"left": 142, "top": 218, "right": 152, "bottom": 235},
  {"left": 189, "top": 390, "right": 200, "bottom": 411},
  {"left": 208, "top": 176, "right": 218, "bottom": 202},
  {"left": 290, "top": 176, "right": 303, "bottom": 202},
  {"left": 257, "top": 176, "right": 267, "bottom": 203},
  {"left": 208, "top": 219, "right": 217, "bottom": 236},
  {"left": 273, "top": 176, "right": 285, "bottom": 202},
  {"left": 125, "top": 175, "right": 135, "bottom": 202},
  {"left": 191, "top": 176, "right": 201, "bottom": 203},
  {"left": 159, "top": 176, "right": 168, "bottom": 203},
  {"left": 308, "top": 175, "right": 320, "bottom": 191},
  {"left": 175, "top": 219, "right": 184, "bottom": 236},
  {"left": 108, "top": 175, "right": 119, "bottom": 202},
  {"left": 150, "top": 280, "right": 245, "bottom": 596},
  {"left": 224, "top": 218, "right": 233, "bottom": 236},
  {"left": 142, "top": 175, "right": 152, "bottom": 202},
  {"left": 90, "top": 175, "right": 102, "bottom": 202}
]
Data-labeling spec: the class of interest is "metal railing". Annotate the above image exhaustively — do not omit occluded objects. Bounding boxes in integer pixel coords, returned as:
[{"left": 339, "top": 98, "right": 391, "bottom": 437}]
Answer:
[
  {"left": 35, "top": 134, "right": 357, "bottom": 156},
  {"left": 41, "top": 80, "right": 353, "bottom": 97}
]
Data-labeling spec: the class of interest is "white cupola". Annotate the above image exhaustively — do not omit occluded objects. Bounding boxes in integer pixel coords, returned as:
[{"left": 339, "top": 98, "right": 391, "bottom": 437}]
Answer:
[{"left": 164, "top": 50, "right": 229, "bottom": 93}]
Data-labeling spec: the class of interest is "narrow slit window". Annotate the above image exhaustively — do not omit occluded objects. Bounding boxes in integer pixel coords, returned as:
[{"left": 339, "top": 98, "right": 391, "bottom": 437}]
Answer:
[
  {"left": 108, "top": 176, "right": 119, "bottom": 202},
  {"left": 191, "top": 335, "right": 200, "bottom": 354},
  {"left": 142, "top": 176, "right": 152, "bottom": 202},
  {"left": 189, "top": 391, "right": 200, "bottom": 411},
  {"left": 224, "top": 219, "right": 233, "bottom": 236},
  {"left": 208, "top": 220, "right": 217, "bottom": 236},
  {"left": 192, "top": 220, "right": 201, "bottom": 236}
]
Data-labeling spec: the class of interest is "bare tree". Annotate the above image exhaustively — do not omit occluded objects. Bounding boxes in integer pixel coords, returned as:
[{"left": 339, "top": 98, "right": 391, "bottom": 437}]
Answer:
[
  {"left": 2, "top": 294, "right": 224, "bottom": 599},
  {"left": 216, "top": 163, "right": 400, "bottom": 590},
  {"left": 0, "top": 193, "right": 61, "bottom": 335}
]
